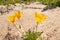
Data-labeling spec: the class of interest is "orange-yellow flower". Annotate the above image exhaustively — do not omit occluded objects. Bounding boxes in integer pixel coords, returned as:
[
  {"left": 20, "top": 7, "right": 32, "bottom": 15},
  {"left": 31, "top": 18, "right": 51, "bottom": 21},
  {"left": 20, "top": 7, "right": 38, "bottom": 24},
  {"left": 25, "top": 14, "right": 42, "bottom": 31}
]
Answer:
[
  {"left": 6, "top": 15, "right": 15, "bottom": 23},
  {"left": 34, "top": 12, "right": 46, "bottom": 23},
  {"left": 12, "top": 10, "right": 22, "bottom": 19}
]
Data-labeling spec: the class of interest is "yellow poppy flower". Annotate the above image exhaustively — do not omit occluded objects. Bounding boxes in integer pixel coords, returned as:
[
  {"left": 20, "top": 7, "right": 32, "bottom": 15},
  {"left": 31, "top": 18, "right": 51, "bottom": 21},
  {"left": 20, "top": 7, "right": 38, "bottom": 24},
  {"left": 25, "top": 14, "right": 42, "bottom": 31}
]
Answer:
[
  {"left": 6, "top": 16, "right": 15, "bottom": 23},
  {"left": 12, "top": 10, "right": 22, "bottom": 19},
  {"left": 34, "top": 12, "right": 46, "bottom": 23}
]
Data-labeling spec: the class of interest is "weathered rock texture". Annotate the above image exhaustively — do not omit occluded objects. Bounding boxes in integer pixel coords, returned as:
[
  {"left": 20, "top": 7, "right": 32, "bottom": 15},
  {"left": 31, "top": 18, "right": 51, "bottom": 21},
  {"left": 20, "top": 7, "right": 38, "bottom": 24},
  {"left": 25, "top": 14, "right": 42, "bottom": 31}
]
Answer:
[{"left": 0, "top": 2, "right": 60, "bottom": 40}]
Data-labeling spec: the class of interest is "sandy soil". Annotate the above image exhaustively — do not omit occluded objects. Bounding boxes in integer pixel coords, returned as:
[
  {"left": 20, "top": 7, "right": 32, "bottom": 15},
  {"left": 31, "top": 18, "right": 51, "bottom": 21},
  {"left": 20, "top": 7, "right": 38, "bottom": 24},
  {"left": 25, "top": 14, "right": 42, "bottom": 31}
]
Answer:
[{"left": 0, "top": 3, "right": 60, "bottom": 40}]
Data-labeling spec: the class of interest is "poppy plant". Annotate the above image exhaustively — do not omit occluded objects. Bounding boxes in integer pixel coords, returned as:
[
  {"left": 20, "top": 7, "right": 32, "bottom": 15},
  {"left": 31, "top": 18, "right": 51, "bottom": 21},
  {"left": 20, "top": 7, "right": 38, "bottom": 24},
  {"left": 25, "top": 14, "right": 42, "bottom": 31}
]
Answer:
[
  {"left": 34, "top": 12, "right": 46, "bottom": 32},
  {"left": 6, "top": 15, "right": 15, "bottom": 23},
  {"left": 12, "top": 10, "right": 22, "bottom": 19},
  {"left": 34, "top": 12, "right": 46, "bottom": 23}
]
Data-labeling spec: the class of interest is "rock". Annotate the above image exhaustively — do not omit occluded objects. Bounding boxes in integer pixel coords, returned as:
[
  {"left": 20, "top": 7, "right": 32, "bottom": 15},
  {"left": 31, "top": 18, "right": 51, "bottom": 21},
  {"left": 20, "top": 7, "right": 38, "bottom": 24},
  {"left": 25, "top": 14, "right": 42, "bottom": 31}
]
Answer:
[
  {"left": 14, "top": 3, "right": 20, "bottom": 6},
  {"left": 0, "top": 6, "right": 8, "bottom": 14},
  {"left": 6, "top": 4, "right": 15, "bottom": 10},
  {"left": 0, "top": 4, "right": 15, "bottom": 15},
  {"left": 41, "top": 6, "right": 56, "bottom": 12},
  {"left": 30, "top": 2, "right": 40, "bottom": 5}
]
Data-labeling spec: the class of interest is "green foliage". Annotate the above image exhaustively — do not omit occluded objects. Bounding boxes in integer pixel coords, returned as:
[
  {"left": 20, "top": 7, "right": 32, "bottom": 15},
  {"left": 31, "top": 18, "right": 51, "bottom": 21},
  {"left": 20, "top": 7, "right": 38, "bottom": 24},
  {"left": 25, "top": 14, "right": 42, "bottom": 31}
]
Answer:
[
  {"left": 0, "top": 0, "right": 21, "bottom": 5},
  {"left": 14, "top": 0, "right": 21, "bottom": 3},
  {"left": 0, "top": 0, "right": 60, "bottom": 6},
  {"left": 0, "top": 0, "right": 38, "bottom": 5},
  {"left": 22, "top": 0, "right": 35, "bottom": 5},
  {"left": 38, "top": 0, "right": 60, "bottom": 6},
  {"left": 55, "top": 1, "right": 60, "bottom": 6},
  {"left": 22, "top": 29, "right": 43, "bottom": 40}
]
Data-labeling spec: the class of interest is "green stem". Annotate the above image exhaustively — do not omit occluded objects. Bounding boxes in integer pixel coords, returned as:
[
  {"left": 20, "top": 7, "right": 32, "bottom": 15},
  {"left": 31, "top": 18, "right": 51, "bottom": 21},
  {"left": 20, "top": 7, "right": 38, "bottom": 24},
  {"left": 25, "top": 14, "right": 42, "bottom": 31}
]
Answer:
[
  {"left": 36, "top": 22, "right": 38, "bottom": 32},
  {"left": 18, "top": 19, "right": 24, "bottom": 29},
  {"left": 13, "top": 23, "right": 23, "bottom": 36}
]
